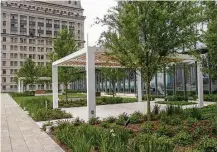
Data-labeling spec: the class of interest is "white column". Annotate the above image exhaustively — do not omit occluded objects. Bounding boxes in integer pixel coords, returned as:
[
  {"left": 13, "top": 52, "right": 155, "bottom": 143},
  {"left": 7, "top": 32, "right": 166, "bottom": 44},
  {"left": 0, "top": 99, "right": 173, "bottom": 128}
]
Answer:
[
  {"left": 21, "top": 80, "right": 24, "bottom": 93},
  {"left": 18, "top": 78, "right": 21, "bottom": 93},
  {"left": 136, "top": 70, "right": 142, "bottom": 102},
  {"left": 52, "top": 65, "right": 58, "bottom": 108},
  {"left": 197, "top": 63, "right": 204, "bottom": 107},
  {"left": 86, "top": 46, "right": 96, "bottom": 119}
]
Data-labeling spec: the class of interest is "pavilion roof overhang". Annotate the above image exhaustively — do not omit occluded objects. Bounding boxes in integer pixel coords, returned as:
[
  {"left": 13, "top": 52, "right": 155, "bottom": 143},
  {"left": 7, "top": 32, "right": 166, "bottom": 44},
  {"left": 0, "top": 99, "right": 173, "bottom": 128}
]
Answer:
[
  {"left": 52, "top": 46, "right": 122, "bottom": 68},
  {"left": 52, "top": 46, "right": 197, "bottom": 68}
]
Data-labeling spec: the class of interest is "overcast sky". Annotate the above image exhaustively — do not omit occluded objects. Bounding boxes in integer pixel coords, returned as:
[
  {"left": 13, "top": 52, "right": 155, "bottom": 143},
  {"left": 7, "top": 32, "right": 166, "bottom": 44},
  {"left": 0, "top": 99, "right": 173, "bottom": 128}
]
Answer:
[{"left": 81, "top": 0, "right": 117, "bottom": 46}]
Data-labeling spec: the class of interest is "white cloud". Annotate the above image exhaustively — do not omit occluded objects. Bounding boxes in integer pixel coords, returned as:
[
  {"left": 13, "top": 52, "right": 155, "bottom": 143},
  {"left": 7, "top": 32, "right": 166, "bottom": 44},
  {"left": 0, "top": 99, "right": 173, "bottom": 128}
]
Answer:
[{"left": 81, "top": 0, "right": 117, "bottom": 46}]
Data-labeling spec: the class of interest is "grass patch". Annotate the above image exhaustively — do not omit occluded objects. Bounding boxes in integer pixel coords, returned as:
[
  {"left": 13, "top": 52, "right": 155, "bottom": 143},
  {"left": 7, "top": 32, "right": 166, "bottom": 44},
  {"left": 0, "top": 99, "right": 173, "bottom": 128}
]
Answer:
[{"left": 156, "top": 101, "right": 197, "bottom": 106}]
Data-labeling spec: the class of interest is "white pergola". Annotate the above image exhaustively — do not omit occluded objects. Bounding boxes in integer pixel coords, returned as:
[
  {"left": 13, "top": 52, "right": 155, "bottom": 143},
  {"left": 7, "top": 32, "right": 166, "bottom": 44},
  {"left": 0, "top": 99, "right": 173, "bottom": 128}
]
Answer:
[
  {"left": 52, "top": 44, "right": 204, "bottom": 120},
  {"left": 18, "top": 77, "right": 51, "bottom": 93}
]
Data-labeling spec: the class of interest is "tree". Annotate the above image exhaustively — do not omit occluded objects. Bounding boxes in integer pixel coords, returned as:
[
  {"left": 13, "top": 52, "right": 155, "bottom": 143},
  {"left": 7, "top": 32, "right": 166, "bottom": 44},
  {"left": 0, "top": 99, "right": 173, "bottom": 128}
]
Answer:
[
  {"left": 203, "top": 1, "right": 217, "bottom": 80},
  {"left": 53, "top": 28, "right": 82, "bottom": 101},
  {"left": 97, "top": 1, "right": 202, "bottom": 120},
  {"left": 101, "top": 68, "right": 126, "bottom": 97},
  {"left": 17, "top": 58, "right": 39, "bottom": 90}
]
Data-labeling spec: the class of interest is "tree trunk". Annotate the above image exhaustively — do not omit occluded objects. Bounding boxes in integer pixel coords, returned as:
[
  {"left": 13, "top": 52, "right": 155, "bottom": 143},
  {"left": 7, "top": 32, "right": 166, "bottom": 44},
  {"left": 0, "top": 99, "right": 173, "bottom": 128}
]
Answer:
[
  {"left": 145, "top": 81, "right": 151, "bottom": 121},
  {"left": 112, "top": 81, "right": 116, "bottom": 97},
  {"left": 65, "top": 83, "right": 68, "bottom": 101}
]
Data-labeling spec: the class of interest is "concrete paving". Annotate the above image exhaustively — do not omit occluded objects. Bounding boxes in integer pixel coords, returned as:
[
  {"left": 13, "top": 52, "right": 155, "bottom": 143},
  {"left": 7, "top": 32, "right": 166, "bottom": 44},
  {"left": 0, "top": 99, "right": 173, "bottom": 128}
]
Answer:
[
  {"left": 61, "top": 101, "right": 213, "bottom": 122},
  {"left": 1, "top": 93, "right": 64, "bottom": 152}
]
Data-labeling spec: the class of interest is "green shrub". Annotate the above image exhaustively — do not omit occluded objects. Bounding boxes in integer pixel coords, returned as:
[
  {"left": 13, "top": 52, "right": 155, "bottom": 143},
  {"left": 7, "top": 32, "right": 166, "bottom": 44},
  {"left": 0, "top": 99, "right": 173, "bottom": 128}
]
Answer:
[
  {"left": 172, "top": 131, "right": 192, "bottom": 146},
  {"left": 156, "top": 124, "right": 176, "bottom": 137},
  {"left": 167, "top": 95, "right": 188, "bottom": 101},
  {"left": 169, "top": 116, "right": 182, "bottom": 126},
  {"left": 186, "top": 117, "right": 198, "bottom": 127},
  {"left": 104, "top": 116, "right": 116, "bottom": 123},
  {"left": 116, "top": 113, "right": 129, "bottom": 126},
  {"left": 152, "top": 104, "right": 161, "bottom": 115},
  {"left": 129, "top": 111, "right": 144, "bottom": 124},
  {"left": 165, "top": 105, "right": 184, "bottom": 116},
  {"left": 189, "top": 108, "right": 203, "bottom": 120},
  {"left": 11, "top": 91, "right": 35, "bottom": 97},
  {"left": 141, "top": 122, "right": 154, "bottom": 134},
  {"left": 197, "top": 136, "right": 217, "bottom": 152},
  {"left": 204, "top": 94, "right": 217, "bottom": 102},
  {"left": 189, "top": 120, "right": 213, "bottom": 139},
  {"left": 88, "top": 117, "right": 101, "bottom": 125},
  {"left": 130, "top": 134, "right": 175, "bottom": 152},
  {"left": 73, "top": 117, "right": 84, "bottom": 126}
]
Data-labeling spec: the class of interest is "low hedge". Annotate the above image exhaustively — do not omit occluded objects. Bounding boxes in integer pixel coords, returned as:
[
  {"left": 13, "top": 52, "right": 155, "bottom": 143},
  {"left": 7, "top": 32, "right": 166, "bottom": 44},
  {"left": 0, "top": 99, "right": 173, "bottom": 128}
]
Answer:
[
  {"left": 11, "top": 91, "right": 35, "bottom": 97},
  {"left": 59, "top": 97, "right": 138, "bottom": 108},
  {"left": 143, "top": 95, "right": 165, "bottom": 101},
  {"left": 204, "top": 94, "right": 217, "bottom": 102},
  {"left": 166, "top": 95, "right": 188, "bottom": 101}
]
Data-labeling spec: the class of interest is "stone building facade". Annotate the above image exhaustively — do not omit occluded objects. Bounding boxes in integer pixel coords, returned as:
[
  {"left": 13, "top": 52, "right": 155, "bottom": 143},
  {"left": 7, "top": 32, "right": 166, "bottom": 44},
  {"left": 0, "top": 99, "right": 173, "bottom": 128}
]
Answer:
[{"left": 1, "top": 0, "right": 85, "bottom": 92}]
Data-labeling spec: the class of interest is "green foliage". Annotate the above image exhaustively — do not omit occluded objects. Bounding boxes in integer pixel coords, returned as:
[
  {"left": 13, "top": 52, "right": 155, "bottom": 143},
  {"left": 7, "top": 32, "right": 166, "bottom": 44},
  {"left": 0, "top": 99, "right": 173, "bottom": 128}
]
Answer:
[
  {"left": 156, "top": 101, "right": 196, "bottom": 106},
  {"left": 167, "top": 95, "right": 188, "bottom": 101},
  {"left": 152, "top": 104, "right": 161, "bottom": 115},
  {"left": 172, "top": 131, "right": 192, "bottom": 146},
  {"left": 130, "top": 134, "right": 174, "bottom": 152},
  {"left": 156, "top": 124, "right": 177, "bottom": 137},
  {"left": 116, "top": 113, "right": 129, "bottom": 126},
  {"left": 204, "top": 94, "right": 217, "bottom": 102},
  {"left": 53, "top": 123, "right": 131, "bottom": 152},
  {"left": 11, "top": 91, "right": 35, "bottom": 97},
  {"left": 129, "top": 111, "right": 144, "bottom": 124},
  {"left": 165, "top": 105, "right": 184, "bottom": 116},
  {"left": 141, "top": 122, "right": 154, "bottom": 134},
  {"left": 88, "top": 117, "right": 101, "bottom": 125},
  {"left": 188, "top": 108, "right": 203, "bottom": 120},
  {"left": 104, "top": 116, "right": 116, "bottom": 123},
  {"left": 14, "top": 96, "right": 72, "bottom": 121},
  {"left": 59, "top": 97, "right": 137, "bottom": 108},
  {"left": 100, "top": 68, "right": 126, "bottom": 97},
  {"left": 197, "top": 136, "right": 217, "bottom": 152},
  {"left": 203, "top": 1, "right": 217, "bottom": 80},
  {"left": 97, "top": 1, "right": 202, "bottom": 118},
  {"left": 16, "top": 58, "right": 40, "bottom": 89},
  {"left": 186, "top": 117, "right": 198, "bottom": 127},
  {"left": 52, "top": 28, "right": 83, "bottom": 101}
]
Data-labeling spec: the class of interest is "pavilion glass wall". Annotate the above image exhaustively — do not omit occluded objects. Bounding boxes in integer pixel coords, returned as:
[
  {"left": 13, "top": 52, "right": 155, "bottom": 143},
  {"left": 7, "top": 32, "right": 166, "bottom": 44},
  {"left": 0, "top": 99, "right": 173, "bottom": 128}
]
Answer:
[{"left": 70, "top": 65, "right": 216, "bottom": 95}]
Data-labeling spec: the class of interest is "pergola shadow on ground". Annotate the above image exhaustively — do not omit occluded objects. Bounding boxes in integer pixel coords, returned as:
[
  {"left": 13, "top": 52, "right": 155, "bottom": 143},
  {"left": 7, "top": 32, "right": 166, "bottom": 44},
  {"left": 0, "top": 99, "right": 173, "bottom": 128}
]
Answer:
[{"left": 52, "top": 42, "right": 204, "bottom": 120}]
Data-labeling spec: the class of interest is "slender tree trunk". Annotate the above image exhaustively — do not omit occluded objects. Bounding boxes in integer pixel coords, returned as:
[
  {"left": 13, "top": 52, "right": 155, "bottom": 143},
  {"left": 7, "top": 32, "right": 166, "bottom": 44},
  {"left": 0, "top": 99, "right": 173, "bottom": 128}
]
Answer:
[
  {"left": 65, "top": 83, "right": 68, "bottom": 101},
  {"left": 112, "top": 81, "right": 116, "bottom": 97},
  {"left": 146, "top": 81, "right": 151, "bottom": 121}
]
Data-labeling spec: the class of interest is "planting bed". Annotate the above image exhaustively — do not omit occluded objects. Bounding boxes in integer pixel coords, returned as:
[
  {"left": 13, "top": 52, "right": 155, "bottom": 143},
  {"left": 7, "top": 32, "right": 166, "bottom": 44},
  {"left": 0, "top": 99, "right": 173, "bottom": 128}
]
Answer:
[{"left": 45, "top": 104, "right": 217, "bottom": 152}]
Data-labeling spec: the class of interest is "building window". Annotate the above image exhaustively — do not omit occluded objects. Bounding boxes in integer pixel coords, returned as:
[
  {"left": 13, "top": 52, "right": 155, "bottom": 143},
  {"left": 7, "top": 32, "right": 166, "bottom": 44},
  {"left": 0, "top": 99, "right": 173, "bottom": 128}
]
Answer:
[
  {"left": 3, "top": 13, "right": 6, "bottom": 18},
  {"left": 20, "top": 61, "right": 23, "bottom": 66},
  {"left": 3, "top": 29, "right": 6, "bottom": 33},
  {"left": 2, "top": 77, "right": 6, "bottom": 82},
  {"left": 3, "top": 21, "right": 6, "bottom": 26},
  {"left": 2, "top": 85, "right": 6, "bottom": 90},
  {"left": 68, "top": 0, "right": 71, "bottom": 4},
  {"left": 2, "top": 53, "right": 6, "bottom": 58},
  {"left": 2, "top": 69, "right": 6, "bottom": 74},
  {"left": 3, "top": 45, "right": 6, "bottom": 50},
  {"left": 2, "top": 37, "right": 6, "bottom": 42},
  {"left": 74, "top": 1, "right": 77, "bottom": 5},
  {"left": 2, "top": 61, "right": 6, "bottom": 66}
]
